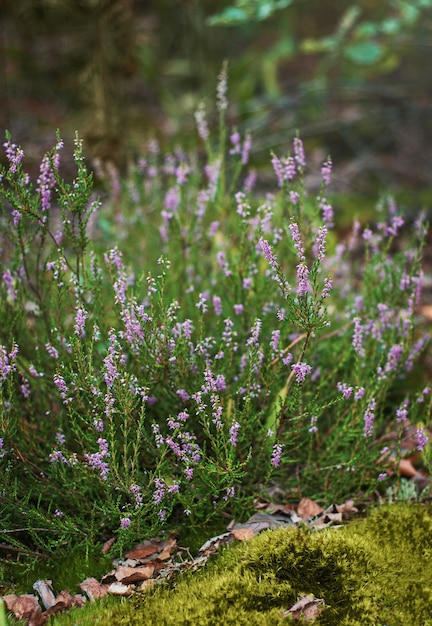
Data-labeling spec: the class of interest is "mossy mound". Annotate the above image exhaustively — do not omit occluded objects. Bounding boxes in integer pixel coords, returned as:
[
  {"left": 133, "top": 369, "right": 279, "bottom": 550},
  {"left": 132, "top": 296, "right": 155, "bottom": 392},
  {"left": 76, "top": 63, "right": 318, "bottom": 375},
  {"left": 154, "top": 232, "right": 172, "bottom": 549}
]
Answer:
[{"left": 53, "top": 503, "right": 432, "bottom": 625}]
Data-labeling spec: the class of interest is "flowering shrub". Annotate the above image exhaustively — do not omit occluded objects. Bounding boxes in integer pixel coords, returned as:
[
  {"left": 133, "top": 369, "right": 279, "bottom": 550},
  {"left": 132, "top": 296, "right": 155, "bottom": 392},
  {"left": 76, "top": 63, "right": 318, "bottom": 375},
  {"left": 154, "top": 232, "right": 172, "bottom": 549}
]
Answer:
[{"left": 0, "top": 76, "right": 430, "bottom": 555}]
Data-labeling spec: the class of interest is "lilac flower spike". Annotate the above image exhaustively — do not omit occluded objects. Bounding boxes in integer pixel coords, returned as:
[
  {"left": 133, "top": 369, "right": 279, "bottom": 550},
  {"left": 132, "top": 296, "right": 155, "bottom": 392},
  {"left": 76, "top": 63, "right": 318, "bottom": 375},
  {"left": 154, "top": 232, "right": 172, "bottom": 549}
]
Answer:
[
  {"left": 363, "top": 399, "right": 376, "bottom": 437},
  {"left": 271, "top": 443, "right": 284, "bottom": 467},
  {"left": 416, "top": 427, "right": 428, "bottom": 452},
  {"left": 293, "top": 137, "right": 306, "bottom": 169},
  {"left": 291, "top": 361, "right": 312, "bottom": 383},
  {"left": 259, "top": 237, "right": 278, "bottom": 272},
  {"left": 296, "top": 264, "right": 312, "bottom": 297},
  {"left": 321, "top": 158, "right": 332, "bottom": 185},
  {"left": 288, "top": 222, "right": 306, "bottom": 262}
]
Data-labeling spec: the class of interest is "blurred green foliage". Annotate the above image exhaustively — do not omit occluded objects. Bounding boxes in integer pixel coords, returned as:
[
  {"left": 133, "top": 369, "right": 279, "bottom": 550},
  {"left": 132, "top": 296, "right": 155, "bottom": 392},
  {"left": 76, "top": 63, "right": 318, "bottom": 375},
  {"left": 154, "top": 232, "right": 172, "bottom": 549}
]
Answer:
[{"left": 1, "top": 0, "right": 432, "bottom": 193}]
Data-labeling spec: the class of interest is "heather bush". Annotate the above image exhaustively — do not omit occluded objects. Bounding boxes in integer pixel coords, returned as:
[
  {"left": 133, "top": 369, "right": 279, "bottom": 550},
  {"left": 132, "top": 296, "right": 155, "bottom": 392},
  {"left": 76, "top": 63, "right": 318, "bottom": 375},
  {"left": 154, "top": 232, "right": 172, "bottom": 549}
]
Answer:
[{"left": 0, "top": 73, "right": 430, "bottom": 557}]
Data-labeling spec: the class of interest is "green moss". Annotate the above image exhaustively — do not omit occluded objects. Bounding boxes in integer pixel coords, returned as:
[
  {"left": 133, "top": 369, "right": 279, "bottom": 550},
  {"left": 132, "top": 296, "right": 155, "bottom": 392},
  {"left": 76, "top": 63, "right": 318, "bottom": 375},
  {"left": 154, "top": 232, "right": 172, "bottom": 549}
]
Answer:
[{"left": 51, "top": 503, "right": 432, "bottom": 625}]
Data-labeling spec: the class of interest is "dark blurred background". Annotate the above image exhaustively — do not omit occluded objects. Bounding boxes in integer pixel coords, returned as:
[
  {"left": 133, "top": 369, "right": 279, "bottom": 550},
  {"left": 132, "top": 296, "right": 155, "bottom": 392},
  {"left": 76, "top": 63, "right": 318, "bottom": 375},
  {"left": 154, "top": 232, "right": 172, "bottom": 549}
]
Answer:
[{"left": 1, "top": 0, "right": 432, "bottom": 203}]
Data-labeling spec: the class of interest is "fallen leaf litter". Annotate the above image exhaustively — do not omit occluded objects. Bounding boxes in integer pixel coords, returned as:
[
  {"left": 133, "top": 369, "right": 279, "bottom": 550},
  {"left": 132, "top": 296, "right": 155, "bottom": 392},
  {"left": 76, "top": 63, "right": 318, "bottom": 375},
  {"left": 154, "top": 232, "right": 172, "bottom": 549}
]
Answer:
[{"left": 1, "top": 499, "right": 358, "bottom": 625}]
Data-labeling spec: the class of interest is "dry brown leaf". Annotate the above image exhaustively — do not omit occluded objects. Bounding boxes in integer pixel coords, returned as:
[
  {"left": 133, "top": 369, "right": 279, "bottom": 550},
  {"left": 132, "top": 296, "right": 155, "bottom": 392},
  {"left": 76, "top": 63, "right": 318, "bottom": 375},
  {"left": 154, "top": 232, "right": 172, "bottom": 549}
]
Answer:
[
  {"left": 117, "top": 565, "right": 155, "bottom": 584},
  {"left": 124, "top": 541, "right": 161, "bottom": 560},
  {"left": 101, "top": 537, "right": 116, "bottom": 554},
  {"left": 282, "top": 594, "right": 325, "bottom": 621},
  {"left": 112, "top": 565, "right": 139, "bottom": 581},
  {"left": 297, "top": 498, "right": 324, "bottom": 519},
  {"left": 136, "top": 579, "right": 156, "bottom": 592},
  {"left": 421, "top": 305, "right": 432, "bottom": 320},
  {"left": 54, "top": 590, "right": 86, "bottom": 609},
  {"left": 231, "top": 527, "right": 256, "bottom": 541},
  {"left": 79, "top": 577, "right": 110, "bottom": 602},
  {"left": 265, "top": 503, "right": 296, "bottom": 515},
  {"left": 157, "top": 547, "right": 173, "bottom": 561},
  {"left": 32, "top": 580, "right": 56, "bottom": 610},
  {"left": 198, "top": 532, "right": 233, "bottom": 555},
  {"left": 336, "top": 500, "right": 358, "bottom": 517},
  {"left": 398, "top": 457, "right": 418, "bottom": 478},
  {"left": 2, "top": 594, "right": 45, "bottom": 625},
  {"left": 100, "top": 569, "right": 117, "bottom": 584},
  {"left": 107, "top": 582, "right": 134, "bottom": 596}
]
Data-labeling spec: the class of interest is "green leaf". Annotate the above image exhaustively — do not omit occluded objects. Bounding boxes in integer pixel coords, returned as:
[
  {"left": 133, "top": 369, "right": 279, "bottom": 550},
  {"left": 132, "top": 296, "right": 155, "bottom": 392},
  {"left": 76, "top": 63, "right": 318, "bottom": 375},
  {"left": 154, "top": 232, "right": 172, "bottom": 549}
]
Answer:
[
  {"left": 344, "top": 41, "right": 383, "bottom": 65},
  {"left": 356, "top": 21, "right": 379, "bottom": 38},
  {"left": 207, "top": 7, "right": 250, "bottom": 26},
  {"left": 380, "top": 18, "right": 402, "bottom": 35}
]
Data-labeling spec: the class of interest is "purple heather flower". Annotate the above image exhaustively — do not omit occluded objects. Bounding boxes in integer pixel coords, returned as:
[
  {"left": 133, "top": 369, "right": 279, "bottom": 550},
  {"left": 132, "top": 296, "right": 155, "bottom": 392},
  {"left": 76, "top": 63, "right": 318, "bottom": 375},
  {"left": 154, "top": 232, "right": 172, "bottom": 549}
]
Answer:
[
  {"left": 241, "top": 133, "right": 252, "bottom": 165},
  {"left": 175, "top": 163, "right": 190, "bottom": 185},
  {"left": 384, "top": 215, "right": 404, "bottom": 237},
  {"left": 289, "top": 190, "right": 299, "bottom": 205},
  {"left": 271, "top": 443, "right": 284, "bottom": 467},
  {"left": 352, "top": 318, "right": 365, "bottom": 358},
  {"left": 296, "top": 263, "right": 312, "bottom": 297},
  {"left": 229, "top": 421, "right": 240, "bottom": 447},
  {"left": 213, "top": 295, "right": 222, "bottom": 316},
  {"left": 283, "top": 156, "right": 296, "bottom": 180},
  {"left": 55, "top": 432, "right": 66, "bottom": 445},
  {"left": 270, "top": 330, "right": 281, "bottom": 354},
  {"left": 234, "top": 304, "right": 244, "bottom": 315},
  {"left": 54, "top": 509, "right": 64, "bottom": 517},
  {"left": 49, "top": 450, "right": 68, "bottom": 464},
  {"left": 225, "top": 486, "right": 236, "bottom": 500},
  {"left": 120, "top": 517, "right": 131, "bottom": 530},
  {"left": 293, "top": 137, "right": 306, "bottom": 169},
  {"left": 216, "top": 62, "right": 228, "bottom": 112},
  {"left": 244, "top": 169, "right": 257, "bottom": 193},
  {"left": 4, "top": 140, "right": 24, "bottom": 173},
  {"left": 396, "top": 399, "right": 409, "bottom": 423},
  {"left": 45, "top": 343, "right": 59, "bottom": 359},
  {"left": 288, "top": 222, "right": 306, "bottom": 261},
  {"left": 195, "top": 103, "right": 209, "bottom": 142},
  {"left": 235, "top": 191, "right": 250, "bottom": 218},
  {"left": 164, "top": 186, "right": 180, "bottom": 213},
  {"left": 313, "top": 226, "right": 328, "bottom": 261},
  {"left": 320, "top": 199, "right": 334, "bottom": 226},
  {"left": 321, "top": 157, "right": 332, "bottom": 186},
  {"left": 321, "top": 277, "right": 333, "bottom": 299},
  {"left": 12, "top": 209, "right": 22, "bottom": 226},
  {"left": 337, "top": 382, "right": 353, "bottom": 399},
  {"left": 291, "top": 361, "right": 312, "bottom": 383},
  {"left": 84, "top": 438, "right": 110, "bottom": 480},
  {"left": 94, "top": 418, "right": 104, "bottom": 432},
  {"left": 74, "top": 306, "right": 88, "bottom": 338},
  {"left": 247, "top": 319, "right": 262, "bottom": 347},
  {"left": 153, "top": 478, "right": 166, "bottom": 505},
  {"left": 416, "top": 427, "right": 428, "bottom": 452},
  {"left": 362, "top": 228, "right": 373, "bottom": 242},
  {"left": 3, "top": 269, "right": 17, "bottom": 301},
  {"left": 37, "top": 155, "right": 56, "bottom": 212},
  {"left": 271, "top": 154, "right": 284, "bottom": 187},
  {"left": 377, "top": 473, "right": 388, "bottom": 481},
  {"left": 259, "top": 237, "right": 278, "bottom": 270},
  {"left": 354, "top": 387, "right": 365, "bottom": 401},
  {"left": 230, "top": 131, "right": 241, "bottom": 155},
  {"left": 216, "top": 251, "right": 231, "bottom": 277},
  {"left": 54, "top": 373, "right": 69, "bottom": 403},
  {"left": 385, "top": 344, "right": 403, "bottom": 374},
  {"left": 363, "top": 399, "right": 376, "bottom": 437},
  {"left": 208, "top": 221, "right": 219, "bottom": 237},
  {"left": 308, "top": 415, "right": 318, "bottom": 433},
  {"left": 177, "top": 389, "right": 190, "bottom": 403}
]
